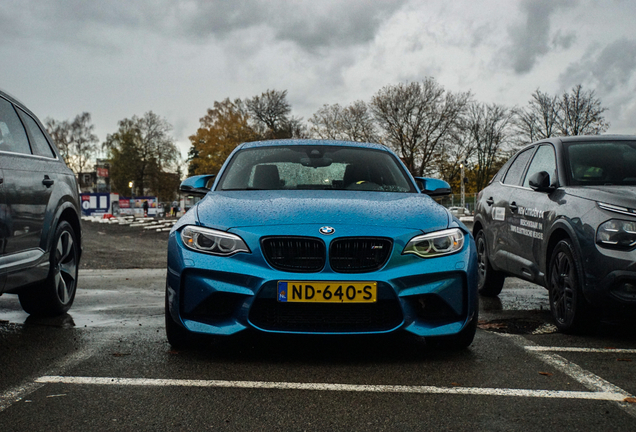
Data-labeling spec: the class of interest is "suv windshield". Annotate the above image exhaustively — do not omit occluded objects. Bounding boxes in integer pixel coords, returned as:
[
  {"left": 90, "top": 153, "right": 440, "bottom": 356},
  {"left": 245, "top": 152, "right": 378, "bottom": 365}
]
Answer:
[
  {"left": 216, "top": 145, "right": 415, "bottom": 192},
  {"left": 565, "top": 141, "right": 636, "bottom": 186}
]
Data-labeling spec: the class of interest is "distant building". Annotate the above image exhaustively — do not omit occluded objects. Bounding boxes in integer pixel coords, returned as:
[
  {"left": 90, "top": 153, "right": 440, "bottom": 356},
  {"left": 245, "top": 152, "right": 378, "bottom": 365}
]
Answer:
[{"left": 78, "top": 159, "right": 111, "bottom": 193}]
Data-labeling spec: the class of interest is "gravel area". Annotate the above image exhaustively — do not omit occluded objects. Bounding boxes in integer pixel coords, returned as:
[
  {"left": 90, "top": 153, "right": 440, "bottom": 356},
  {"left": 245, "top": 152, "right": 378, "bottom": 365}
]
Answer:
[{"left": 79, "top": 218, "right": 171, "bottom": 269}]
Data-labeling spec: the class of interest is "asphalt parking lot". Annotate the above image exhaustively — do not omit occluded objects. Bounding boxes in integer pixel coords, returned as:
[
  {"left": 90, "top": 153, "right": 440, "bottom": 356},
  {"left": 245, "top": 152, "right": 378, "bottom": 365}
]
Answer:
[{"left": 2, "top": 221, "right": 636, "bottom": 430}]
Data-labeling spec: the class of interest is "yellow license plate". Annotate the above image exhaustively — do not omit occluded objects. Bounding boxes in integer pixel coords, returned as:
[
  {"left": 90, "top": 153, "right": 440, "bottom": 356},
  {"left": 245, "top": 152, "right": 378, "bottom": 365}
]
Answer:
[{"left": 277, "top": 281, "right": 377, "bottom": 303}]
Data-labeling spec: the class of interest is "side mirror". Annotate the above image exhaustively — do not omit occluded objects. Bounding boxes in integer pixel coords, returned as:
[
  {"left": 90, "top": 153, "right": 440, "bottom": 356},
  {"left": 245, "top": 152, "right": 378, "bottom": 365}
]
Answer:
[
  {"left": 414, "top": 177, "right": 452, "bottom": 196},
  {"left": 528, "top": 171, "right": 555, "bottom": 193},
  {"left": 180, "top": 174, "right": 216, "bottom": 196}
]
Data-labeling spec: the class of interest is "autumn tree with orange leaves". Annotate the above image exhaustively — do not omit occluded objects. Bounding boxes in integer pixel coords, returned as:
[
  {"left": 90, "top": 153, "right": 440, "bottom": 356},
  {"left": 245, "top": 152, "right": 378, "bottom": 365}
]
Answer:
[{"left": 187, "top": 99, "right": 259, "bottom": 176}]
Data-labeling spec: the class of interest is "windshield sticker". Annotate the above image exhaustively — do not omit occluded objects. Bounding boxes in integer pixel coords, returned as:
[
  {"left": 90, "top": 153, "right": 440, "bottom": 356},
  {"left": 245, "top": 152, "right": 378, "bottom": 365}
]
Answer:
[{"left": 492, "top": 207, "right": 505, "bottom": 221}]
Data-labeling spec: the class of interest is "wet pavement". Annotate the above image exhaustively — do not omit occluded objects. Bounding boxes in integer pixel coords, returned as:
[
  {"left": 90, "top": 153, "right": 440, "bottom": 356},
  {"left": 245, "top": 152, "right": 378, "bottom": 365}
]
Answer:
[{"left": 2, "top": 270, "right": 636, "bottom": 431}]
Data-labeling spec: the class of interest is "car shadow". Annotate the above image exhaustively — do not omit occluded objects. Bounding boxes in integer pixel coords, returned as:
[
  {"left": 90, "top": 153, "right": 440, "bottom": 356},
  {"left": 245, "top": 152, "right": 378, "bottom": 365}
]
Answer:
[{"left": 177, "top": 331, "right": 475, "bottom": 364}]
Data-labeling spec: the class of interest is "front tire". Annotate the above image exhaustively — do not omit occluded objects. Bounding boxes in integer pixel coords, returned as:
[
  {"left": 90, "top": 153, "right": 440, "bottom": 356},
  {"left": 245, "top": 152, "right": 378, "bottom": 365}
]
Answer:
[
  {"left": 19, "top": 221, "right": 79, "bottom": 316},
  {"left": 165, "top": 287, "right": 202, "bottom": 350},
  {"left": 426, "top": 313, "right": 477, "bottom": 350},
  {"left": 475, "top": 230, "right": 505, "bottom": 297},
  {"left": 548, "top": 239, "right": 598, "bottom": 333}
]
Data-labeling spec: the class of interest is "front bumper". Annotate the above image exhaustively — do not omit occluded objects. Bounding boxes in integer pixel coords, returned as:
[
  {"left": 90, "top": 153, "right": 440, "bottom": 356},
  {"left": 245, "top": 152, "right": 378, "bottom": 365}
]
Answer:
[
  {"left": 583, "top": 243, "right": 636, "bottom": 306},
  {"left": 166, "top": 226, "right": 478, "bottom": 337}
]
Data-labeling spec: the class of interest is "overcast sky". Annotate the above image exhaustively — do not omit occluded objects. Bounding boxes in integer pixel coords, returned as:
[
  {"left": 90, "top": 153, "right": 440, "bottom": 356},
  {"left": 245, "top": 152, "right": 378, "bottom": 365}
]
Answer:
[{"left": 2, "top": 0, "right": 635, "bottom": 161}]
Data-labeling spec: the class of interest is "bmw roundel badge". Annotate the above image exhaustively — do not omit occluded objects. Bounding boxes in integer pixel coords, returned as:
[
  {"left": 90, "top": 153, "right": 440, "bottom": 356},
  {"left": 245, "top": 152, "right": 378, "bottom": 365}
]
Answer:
[{"left": 319, "top": 226, "right": 335, "bottom": 235}]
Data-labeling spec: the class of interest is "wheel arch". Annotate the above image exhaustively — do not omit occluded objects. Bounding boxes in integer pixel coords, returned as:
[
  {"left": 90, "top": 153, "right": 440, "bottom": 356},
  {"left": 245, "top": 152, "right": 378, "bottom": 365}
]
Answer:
[
  {"left": 472, "top": 220, "right": 483, "bottom": 238},
  {"left": 543, "top": 220, "right": 583, "bottom": 284},
  {"left": 49, "top": 202, "right": 83, "bottom": 260}
]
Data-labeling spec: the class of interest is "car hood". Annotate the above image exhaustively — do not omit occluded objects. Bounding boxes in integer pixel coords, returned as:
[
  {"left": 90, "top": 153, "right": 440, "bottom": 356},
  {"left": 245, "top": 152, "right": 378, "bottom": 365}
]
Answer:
[
  {"left": 195, "top": 190, "right": 451, "bottom": 232},
  {"left": 565, "top": 186, "right": 636, "bottom": 208}
]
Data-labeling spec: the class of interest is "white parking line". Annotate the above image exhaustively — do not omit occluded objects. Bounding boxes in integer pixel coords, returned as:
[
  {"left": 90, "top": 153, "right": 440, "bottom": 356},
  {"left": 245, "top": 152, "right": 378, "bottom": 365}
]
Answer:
[
  {"left": 0, "top": 348, "right": 96, "bottom": 413},
  {"left": 526, "top": 346, "right": 636, "bottom": 354},
  {"left": 34, "top": 375, "right": 629, "bottom": 402},
  {"left": 500, "top": 334, "right": 636, "bottom": 417}
]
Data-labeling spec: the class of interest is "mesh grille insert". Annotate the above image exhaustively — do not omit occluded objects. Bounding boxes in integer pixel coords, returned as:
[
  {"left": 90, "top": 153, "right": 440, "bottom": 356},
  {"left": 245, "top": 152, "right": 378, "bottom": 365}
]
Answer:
[
  {"left": 329, "top": 237, "right": 392, "bottom": 273},
  {"left": 261, "top": 237, "right": 325, "bottom": 272}
]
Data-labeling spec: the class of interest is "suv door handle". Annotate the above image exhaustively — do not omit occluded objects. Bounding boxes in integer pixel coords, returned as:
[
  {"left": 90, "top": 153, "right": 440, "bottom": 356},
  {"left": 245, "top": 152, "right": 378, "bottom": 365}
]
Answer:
[
  {"left": 509, "top": 201, "right": 518, "bottom": 212},
  {"left": 486, "top": 197, "right": 494, "bottom": 206},
  {"left": 42, "top": 175, "right": 54, "bottom": 187}
]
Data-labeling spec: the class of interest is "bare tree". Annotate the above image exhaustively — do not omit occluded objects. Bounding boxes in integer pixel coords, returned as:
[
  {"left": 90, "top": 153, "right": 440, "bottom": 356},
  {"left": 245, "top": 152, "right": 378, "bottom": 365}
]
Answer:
[
  {"left": 432, "top": 126, "right": 476, "bottom": 192},
  {"left": 244, "top": 89, "right": 302, "bottom": 139},
  {"left": 45, "top": 113, "right": 98, "bottom": 175},
  {"left": 371, "top": 79, "right": 471, "bottom": 176},
  {"left": 309, "top": 101, "right": 379, "bottom": 142},
  {"left": 465, "top": 103, "right": 514, "bottom": 191},
  {"left": 514, "top": 85, "right": 609, "bottom": 145},
  {"left": 513, "top": 89, "right": 560, "bottom": 145},
  {"left": 44, "top": 117, "right": 72, "bottom": 166},
  {"left": 557, "top": 84, "right": 610, "bottom": 136},
  {"left": 70, "top": 112, "right": 99, "bottom": 175}
]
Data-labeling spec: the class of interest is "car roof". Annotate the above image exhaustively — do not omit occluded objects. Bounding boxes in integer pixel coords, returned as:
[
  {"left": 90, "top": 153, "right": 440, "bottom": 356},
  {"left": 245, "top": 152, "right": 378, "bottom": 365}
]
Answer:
[
  {"left": 514, "top": 135, "right": 636, "bottom": 155},
  {"left": 526, "top": 135, "right": 636, "bottom": 147},
  {"left": 236, "top": 139, "right": 391, "bottom": 152},
  {"left": 556, "top": 135, "right": 636, "bottom": 142},
  {"left": 0, "top": 88, "right": 42, "bottom": 122}
]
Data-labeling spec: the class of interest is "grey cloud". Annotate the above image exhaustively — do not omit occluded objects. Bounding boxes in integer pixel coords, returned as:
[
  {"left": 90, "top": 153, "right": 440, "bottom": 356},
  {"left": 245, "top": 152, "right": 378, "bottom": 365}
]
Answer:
[
  {"left": 505, "top": 0, "right": 575, "bottom": 74},
  {"left": 2, "top": 0, "right": 407, "bottom": 53},
  {"left": 552, "top": 30, "right": 576, "bottom": 50},
  {"left": 183, "top": 0, "right": 408, "bottom": 51},
  {"left": 559, "top": 38, "right": 636, "bottom": 93}
]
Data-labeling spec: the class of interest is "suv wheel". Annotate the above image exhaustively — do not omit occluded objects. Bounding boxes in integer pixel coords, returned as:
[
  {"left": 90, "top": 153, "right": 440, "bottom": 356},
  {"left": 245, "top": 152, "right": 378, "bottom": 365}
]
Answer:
[
  {"left": 475, "top": 230, "right": 505, "bottom": 296},
  {"left": 548, "top": 239, "right": 598, "bottom": 333},
  {"left": 19, "top": 221, "right": 79, "bottom": 316}
]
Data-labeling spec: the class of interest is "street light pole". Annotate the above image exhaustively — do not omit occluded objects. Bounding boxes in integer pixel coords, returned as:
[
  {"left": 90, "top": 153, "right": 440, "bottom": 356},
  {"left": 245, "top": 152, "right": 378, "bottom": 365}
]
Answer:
[{"left": 460, "top": 162, "right": 465, "bottom": 210}]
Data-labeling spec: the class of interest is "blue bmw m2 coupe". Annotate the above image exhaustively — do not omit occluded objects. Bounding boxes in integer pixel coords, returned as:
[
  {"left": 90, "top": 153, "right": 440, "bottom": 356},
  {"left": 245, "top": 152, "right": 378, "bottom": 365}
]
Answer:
[{"left": 166, "top": 140, "right": 478, "bottom": 349}]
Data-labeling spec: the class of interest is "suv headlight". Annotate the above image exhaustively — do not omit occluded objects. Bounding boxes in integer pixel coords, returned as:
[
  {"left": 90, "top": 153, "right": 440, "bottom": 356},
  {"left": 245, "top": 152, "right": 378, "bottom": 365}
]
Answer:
[
  {"left": 403, "top": 228, "right": 464, "bottom": 258},
  {"left": 181, "top": 226, "right": 250, "bottom": 256},
  {"left": 596, "top": 219, "right": 636, "bottom": 249}
]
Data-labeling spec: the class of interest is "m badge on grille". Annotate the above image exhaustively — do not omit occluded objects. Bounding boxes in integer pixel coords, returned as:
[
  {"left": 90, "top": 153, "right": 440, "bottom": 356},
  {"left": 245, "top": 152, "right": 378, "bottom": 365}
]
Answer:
[{"left": 319, "top": 226, "right": 335, "bottom": 235}]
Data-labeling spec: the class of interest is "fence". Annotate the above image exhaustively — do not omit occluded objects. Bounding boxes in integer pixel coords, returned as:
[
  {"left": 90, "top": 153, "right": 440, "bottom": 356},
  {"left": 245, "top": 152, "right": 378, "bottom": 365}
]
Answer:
[{"left": 435, "top": 193, "right": 478, "bottom": 212}]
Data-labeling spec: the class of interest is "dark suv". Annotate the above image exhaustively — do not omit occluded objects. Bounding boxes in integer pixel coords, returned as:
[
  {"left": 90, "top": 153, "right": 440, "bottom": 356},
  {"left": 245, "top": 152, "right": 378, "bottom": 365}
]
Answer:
[
  {"left": 0, "top": 89, "right": 81, "bottom": 315},
  {"left": 474, "top": 136, "right": 636, "bottom": 333}
]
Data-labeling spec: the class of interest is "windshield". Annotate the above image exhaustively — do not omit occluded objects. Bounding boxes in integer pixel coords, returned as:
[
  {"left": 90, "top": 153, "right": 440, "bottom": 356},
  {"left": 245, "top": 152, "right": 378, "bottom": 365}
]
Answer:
[
  {"left": 216, "top": 145, "right": 416, "bottom": 193},
  {"left": 565, "top": 141, "right": 636, "bottom": 186}
]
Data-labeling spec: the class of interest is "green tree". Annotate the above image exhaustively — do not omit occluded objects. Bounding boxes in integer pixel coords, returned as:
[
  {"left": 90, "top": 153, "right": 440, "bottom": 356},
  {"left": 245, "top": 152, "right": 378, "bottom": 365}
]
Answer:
[{"left": 104, "top": 112, "right": 181, "bottom": 200}]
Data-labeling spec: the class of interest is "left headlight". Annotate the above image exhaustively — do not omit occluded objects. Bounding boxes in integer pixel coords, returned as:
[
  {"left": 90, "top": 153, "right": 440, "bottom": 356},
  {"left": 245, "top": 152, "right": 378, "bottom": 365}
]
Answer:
[
  {"left": 403, "top": 228, "right": 464, "bottom": 258},
  {"left": 596, "top": 219, "right": 636, "bottom": 250},
  {"left": 181, "top": 226, "right": 251, "bottom": 256}
]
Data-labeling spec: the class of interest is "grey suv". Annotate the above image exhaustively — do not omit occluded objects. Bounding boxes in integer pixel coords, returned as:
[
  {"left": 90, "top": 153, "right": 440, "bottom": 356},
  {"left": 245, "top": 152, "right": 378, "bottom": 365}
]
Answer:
[
  {"left": 474, "top": 136, "right": 636, "bottom": 333},
  {"left": 0, "top": 89, "right": 82, "bottom": 315}
]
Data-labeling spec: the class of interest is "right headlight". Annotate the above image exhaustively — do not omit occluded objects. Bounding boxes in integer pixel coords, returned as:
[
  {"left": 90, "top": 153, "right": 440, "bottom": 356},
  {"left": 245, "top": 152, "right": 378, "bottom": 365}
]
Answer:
[
  {"left": 181, "top": 225, "right": 250, "bottom": 256},
  {"left": 403, "top": 228, "right": 465, "bottom": 258},
  {"left": 596, "top": 219, "right": 636, "bottom": 250}
]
